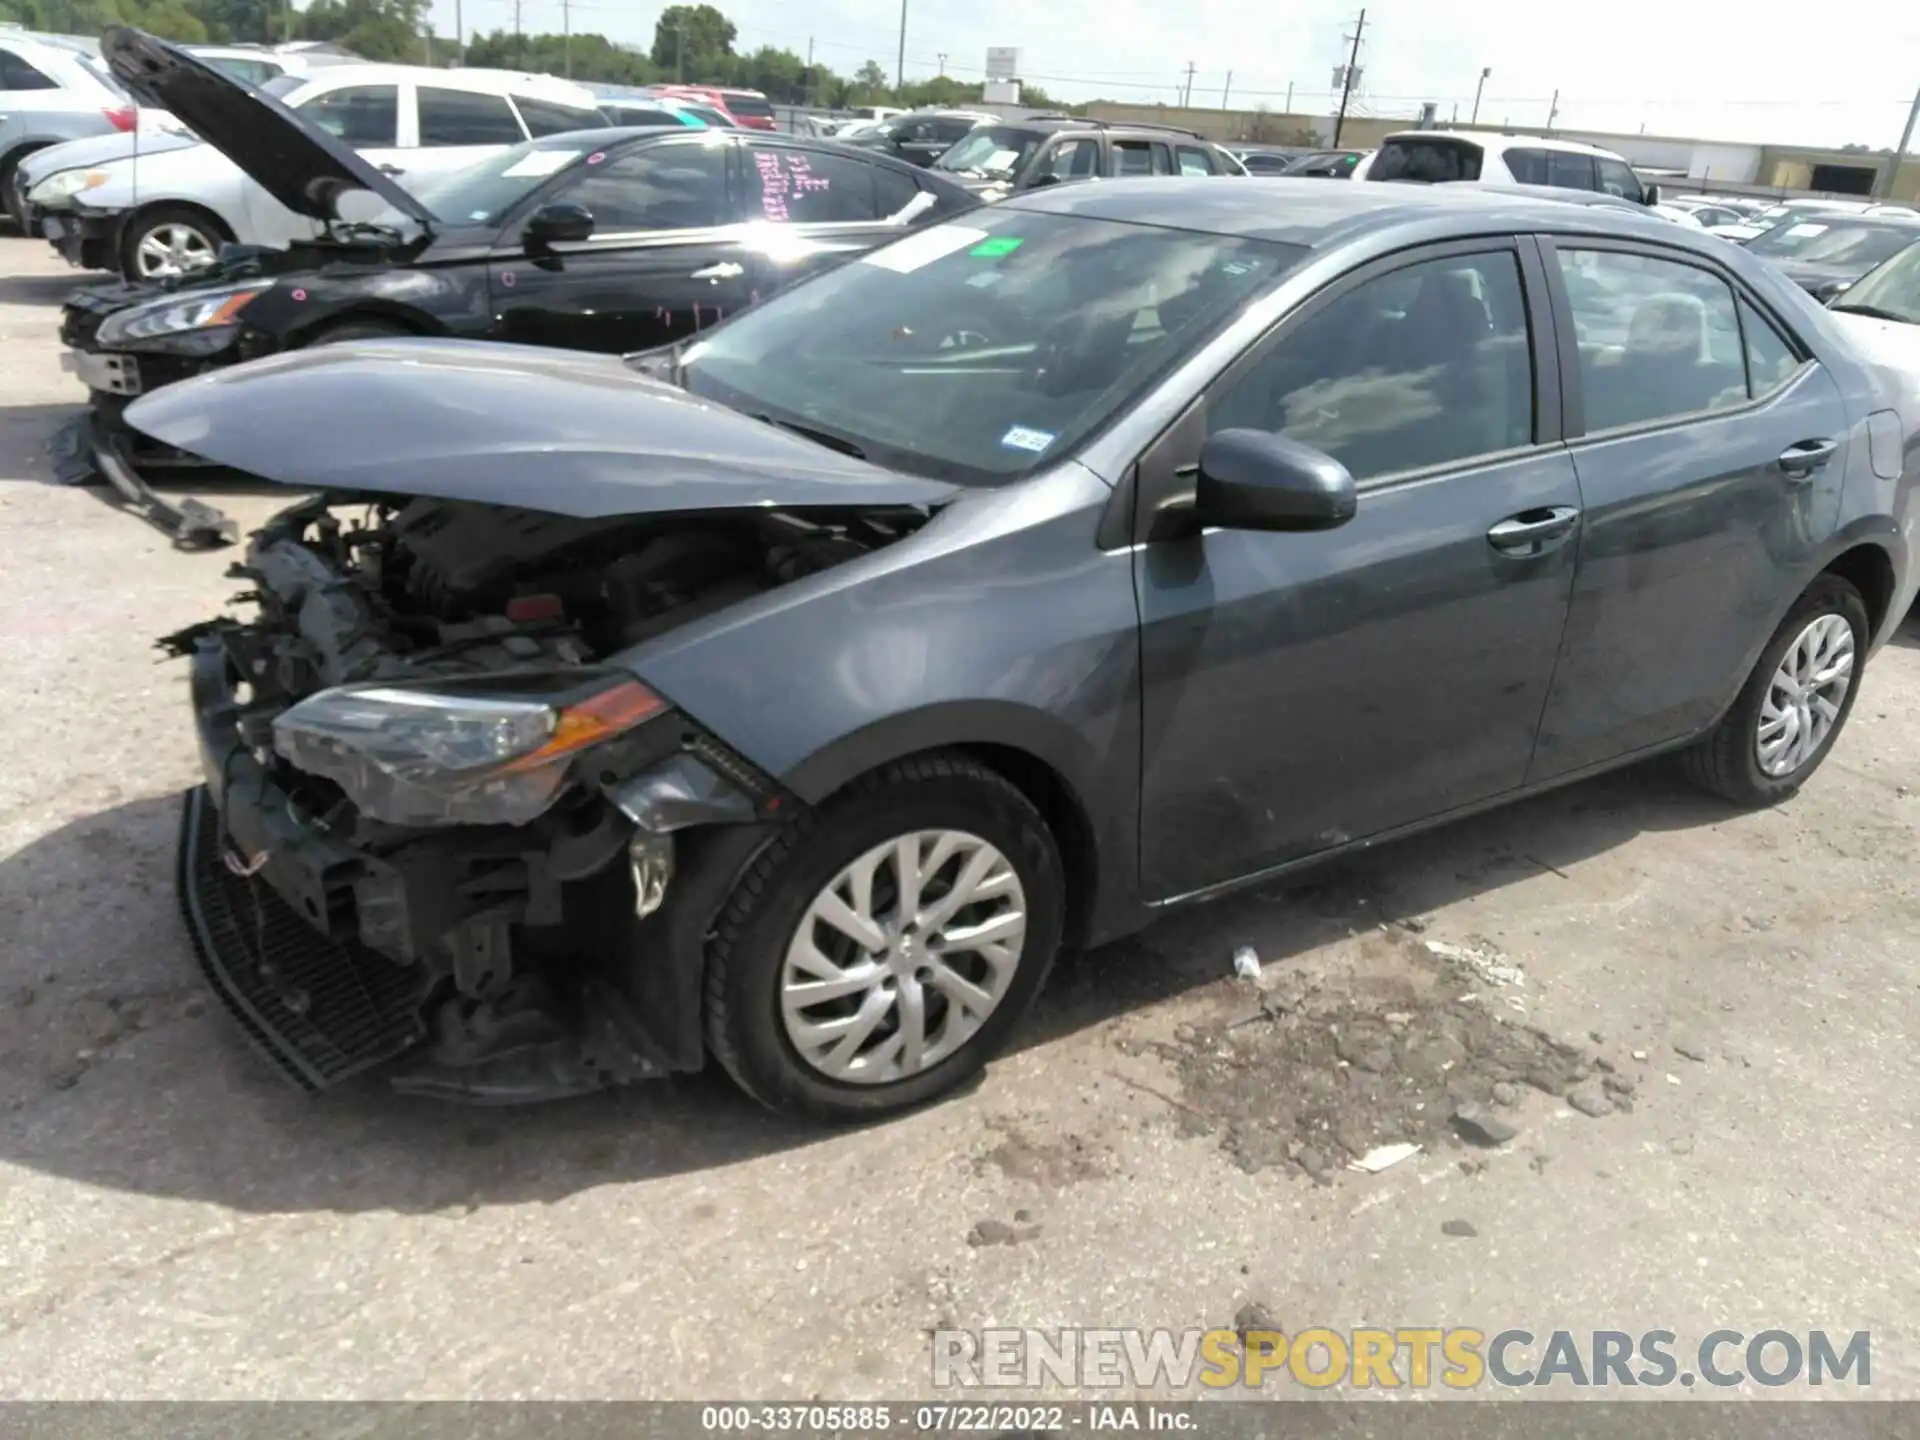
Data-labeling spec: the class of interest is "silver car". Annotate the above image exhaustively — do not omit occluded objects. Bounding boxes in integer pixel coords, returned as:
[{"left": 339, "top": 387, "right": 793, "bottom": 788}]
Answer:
[{"left": 1, "top": 28, "right": 135, "bottom": 232}]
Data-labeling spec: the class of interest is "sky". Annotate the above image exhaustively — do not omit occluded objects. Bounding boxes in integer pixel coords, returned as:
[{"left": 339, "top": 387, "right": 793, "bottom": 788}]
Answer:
[{"left": 428, "top": 0, "right": 1920, "bottom": 151}]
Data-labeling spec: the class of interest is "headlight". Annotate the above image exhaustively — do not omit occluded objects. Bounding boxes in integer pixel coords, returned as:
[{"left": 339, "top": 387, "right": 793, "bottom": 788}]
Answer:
[
  {"left": 94, "top": 282, "right": 271, "bottom": 349},
  {"left": 272, "top": 673, "right": 669, "bottom": 827},
  {"left": 27, "top": 169, "right": 109, "bottom": 204}
]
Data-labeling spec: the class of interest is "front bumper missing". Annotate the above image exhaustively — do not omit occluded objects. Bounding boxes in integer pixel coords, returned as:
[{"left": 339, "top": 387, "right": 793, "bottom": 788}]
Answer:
[{"left": 54, "top": 408, "right": 240, "bottom": 547}]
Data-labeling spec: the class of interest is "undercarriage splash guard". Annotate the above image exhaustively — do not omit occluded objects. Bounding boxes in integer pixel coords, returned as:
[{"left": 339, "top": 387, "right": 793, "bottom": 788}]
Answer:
[
  {"left": 177, "top": 785, "right": 426, "bottom": 1090},
  {"left": 54, "top": 412, "right": 238, "bottom": 549}
]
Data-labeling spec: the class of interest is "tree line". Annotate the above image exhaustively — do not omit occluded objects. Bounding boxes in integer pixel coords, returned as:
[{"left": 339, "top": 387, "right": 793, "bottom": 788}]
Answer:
[{"left": 1, "top": 0, "right": 1066, "bottom": 111}]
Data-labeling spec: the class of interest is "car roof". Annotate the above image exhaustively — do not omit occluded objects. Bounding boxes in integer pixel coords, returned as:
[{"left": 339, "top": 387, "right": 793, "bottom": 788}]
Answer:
[
  {"left": 1006, "top": 175, "right": 1711, "bottom": 250},
  {"left": 1382, "top": 129, "right": 1628, "bottom": 161},
  {"left": 284, "top": 61, "right": 599, "bottom": 105}
]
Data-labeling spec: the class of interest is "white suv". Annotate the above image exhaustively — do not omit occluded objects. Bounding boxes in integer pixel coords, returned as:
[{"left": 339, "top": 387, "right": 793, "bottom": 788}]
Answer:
[
  {"left": 1, "top": 29, "right": 136, "bottom": 231},
  {"left": 57, "top": 62, "right": 605, "bottom": 278},
  {"left": 1361, "top": 131, "right": 1658, "bottom": 206}
]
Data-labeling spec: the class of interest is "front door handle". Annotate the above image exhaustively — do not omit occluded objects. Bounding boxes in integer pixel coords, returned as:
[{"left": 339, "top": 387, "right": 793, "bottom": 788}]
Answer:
[
  {"left": 1487, "top": 506, "right": 1580, "bottom": 556},
  {"left": 378, "top": 164, "right": 405, "bottom": 176},
  {"left": 1778, "top": 438, "right": 1838, "bottom": 481},
  {"left": 691, "top": 261, "right": 744, "bottom": 281}
]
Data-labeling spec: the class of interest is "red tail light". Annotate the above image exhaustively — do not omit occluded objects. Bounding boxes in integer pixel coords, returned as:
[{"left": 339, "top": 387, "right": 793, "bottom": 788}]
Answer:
[{"left": 102, "top": 105, "right": 136, "bottom": 133}]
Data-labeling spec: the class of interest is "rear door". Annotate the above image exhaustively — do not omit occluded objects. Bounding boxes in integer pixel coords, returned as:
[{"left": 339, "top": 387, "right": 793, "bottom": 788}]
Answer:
[
  {"left": 241, "top": 78, "right": 401, "bottom": 245},
  {"left": 1547, "top": 151, "right": 1599, "bottom": 192},
  {"left": 1527, "top": 239, "right": 1850, "bottom": 778},
  {"left": 1135, "top": 239, "right": 1582, "bottom": 896},
  {"left": 736, "top": 137, "right": 924, "bottom": 296},
  {"left": 487, "top": 133, "right": 748, "bottom": 352}
]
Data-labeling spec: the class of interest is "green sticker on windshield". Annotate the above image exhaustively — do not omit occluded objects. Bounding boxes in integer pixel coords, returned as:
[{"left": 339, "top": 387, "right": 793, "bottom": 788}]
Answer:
[{"left": 969, "top": 237, "right": 1024, "bottom": 257}]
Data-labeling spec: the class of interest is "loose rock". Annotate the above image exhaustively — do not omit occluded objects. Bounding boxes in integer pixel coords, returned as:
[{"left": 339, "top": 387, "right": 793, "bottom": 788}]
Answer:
[
  {"left": 1490, "top": 1081, "right": 1520, "bottom": 1107},
  {"left": 1566, "top": 1083, "right": 1614, "bottom": 1117},
  {"left": 1235, "top": 1302, "right": 1280, "bottom": 1340},
  {"left": 1441, "top": 1219, "right": 1479, "bottom": 1238},
  {"left": 1453, "top": 1103, "right": 1518, "bottom": 1146},
  {"left": 967, "top": 1219, "right": 1036, "bottom": 1248}
]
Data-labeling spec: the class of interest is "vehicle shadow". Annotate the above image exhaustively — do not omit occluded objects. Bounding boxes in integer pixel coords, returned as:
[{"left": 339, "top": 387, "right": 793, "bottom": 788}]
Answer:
[
  {"left": 0, "top": 757, "right": 1742, "bottom": 1216},
  {"left": 0, "top": 271, "right": 89, "bottom": 306}
]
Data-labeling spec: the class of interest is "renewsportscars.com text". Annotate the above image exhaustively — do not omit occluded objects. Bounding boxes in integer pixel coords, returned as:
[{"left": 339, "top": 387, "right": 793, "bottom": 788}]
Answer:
[{"left": 932, "top": 1327, "right": 1871, "bottom": 1390}]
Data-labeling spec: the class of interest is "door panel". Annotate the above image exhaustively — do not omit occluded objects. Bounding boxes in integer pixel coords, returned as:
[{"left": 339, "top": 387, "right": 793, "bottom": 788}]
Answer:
[
  {"left": 1527, "top": 243, "right": 1850, "bottom": 778},
  {"left": 1135, "top": 243, "right": 1577, "bottom": 898}
]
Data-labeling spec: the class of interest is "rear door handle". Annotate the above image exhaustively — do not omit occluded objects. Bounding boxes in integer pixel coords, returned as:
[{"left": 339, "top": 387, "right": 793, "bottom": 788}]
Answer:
[
  {"left": 691, "top": 261, "right": 744, "bottom": 281},
  {"left": 1778, "top": 438, "right": 1838, "bottom": 481},
  {"left": 1487, "top": 506, "right": 1580, "bottom": 556}
]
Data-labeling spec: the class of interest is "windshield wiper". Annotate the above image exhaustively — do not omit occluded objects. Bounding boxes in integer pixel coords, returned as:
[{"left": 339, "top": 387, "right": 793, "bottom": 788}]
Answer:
[
  {"left": 753, "top": 413, "right": 868, "bottom": 460},
  {"left": 1828, "top": 302, "right": 1914, "bottom": 323}
]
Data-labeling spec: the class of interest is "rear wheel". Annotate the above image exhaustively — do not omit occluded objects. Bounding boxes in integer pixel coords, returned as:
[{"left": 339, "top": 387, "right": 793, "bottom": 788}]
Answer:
[
  {"left": 705, "top": 754, "right": 1064, "bottom": 1122},
  {"left": 119, "top": 204, "right": 228, "bottom": 281},
  {"left": 1680, "top": 575, "right": 1868, "bottom": 806}
]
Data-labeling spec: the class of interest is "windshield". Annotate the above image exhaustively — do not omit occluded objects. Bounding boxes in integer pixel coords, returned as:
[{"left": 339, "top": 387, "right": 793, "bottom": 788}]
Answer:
[
  {"left": 1835, "top": 238, "right": 1920, "bottom": 324},
  {"left": 932, "top": 127, "right": 1043, "bottom": 180},
  {"left": 1748, "top": 219, "right": 1920, "bottom": 267},
  {"left": 723, "top": 93, "right": 775, "bottom": 120},
  {"left": 408, "top": 138, "right": 591, "bottom": 226},
  {"left": 676, "top": 211, "right": 1305, "bottom": 485}
]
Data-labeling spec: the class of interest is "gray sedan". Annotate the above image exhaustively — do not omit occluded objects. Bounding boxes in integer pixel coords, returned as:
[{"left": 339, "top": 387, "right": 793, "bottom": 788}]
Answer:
[{"left": 131, "top": 178, "right": 1919, "bottom": 1120}]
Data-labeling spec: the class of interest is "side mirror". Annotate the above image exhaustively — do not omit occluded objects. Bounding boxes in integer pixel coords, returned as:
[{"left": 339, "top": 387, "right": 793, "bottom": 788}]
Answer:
[
  {"left": 524, "top": 201, "right": 594, "bottom": 248},
  {"left": 1819, "top": 280, "right": 1853, "bottom": 305},
  {"left": 1193, "top": 429, "right": 1357, "bottom": 533},
  {"left": 1642, "top": 182, "right": 1660, "bottom": 206}
]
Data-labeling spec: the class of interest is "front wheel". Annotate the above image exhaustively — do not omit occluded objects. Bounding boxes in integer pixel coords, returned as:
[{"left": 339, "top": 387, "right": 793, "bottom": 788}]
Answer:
[
  {"left": 704, "top": 754, "right": 1065, "bottom": 1122},
  {"left": 118, "top": 204, "right": 227, "bottom": 281},
  {"left": 1680, "top": 575, "right": 1869, "bottom": 805}
]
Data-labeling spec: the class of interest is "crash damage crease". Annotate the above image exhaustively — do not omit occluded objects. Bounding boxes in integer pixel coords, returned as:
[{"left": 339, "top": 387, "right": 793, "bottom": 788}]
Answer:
[{"left": 167, "top": 490, "right": 931, "bottom": 1101}]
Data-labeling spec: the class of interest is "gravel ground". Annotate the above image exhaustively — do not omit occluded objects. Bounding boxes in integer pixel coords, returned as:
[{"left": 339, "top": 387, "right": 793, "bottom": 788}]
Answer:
[{"left": 1, "top": 236, "right": 1917, "bottom": 1401}]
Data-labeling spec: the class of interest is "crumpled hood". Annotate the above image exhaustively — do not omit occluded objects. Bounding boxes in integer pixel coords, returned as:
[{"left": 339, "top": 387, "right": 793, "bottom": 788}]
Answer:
[
  {"left": 119, "top": 338, "right": 959, "bottom": 517},
  {"left": 99, "top": 27, "right": 431, "bottom": 226}
]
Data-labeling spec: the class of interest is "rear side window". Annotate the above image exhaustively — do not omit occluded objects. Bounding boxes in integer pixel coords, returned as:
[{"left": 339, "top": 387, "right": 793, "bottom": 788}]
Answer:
[
  {"left": 0, "top": 48, "right": 58, "bottom": 90},
  {"left": 1547, "top": 151, "right": 1598, "bottom": 190},
  {"left": 1740, "top": 298, "right": 1803, "bottom": 397},
  {"left": 419, "top": 87, "right": 525, "bottom": 146},
  {"left": 725, "top": 93, "right": 776, "bottom": 121},
  {"left": 203, "top": 56, "right": 282, "bottom": 85},
  {"left": 515, "top": 95, "right": 605, "bottom": 138},
  {"left": 745, "top": 144, "right": 878, "bottom": 223},
  {"left": 1113, "top": 140, "right": 1158, "bottom": 176},
  {"left": 1504, "top": 148, "right": 1549, "bottom": 185},
  {"left": 300, "top": 84, "right": 399, "bottom": 146},
  {"left": 1176, "top": 144, "right": 1215, "bottom": 176},
  {"left": 1370, "top": 137, "right": 1483, "bottom": 182},
  {"left": 1556, "top": 249, "right": 1748, "bottom": 431}
]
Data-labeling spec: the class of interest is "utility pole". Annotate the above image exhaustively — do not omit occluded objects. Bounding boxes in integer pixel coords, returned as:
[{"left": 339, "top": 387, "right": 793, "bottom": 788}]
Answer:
[
  {"left": 1547, "top": 88, "right": 1560, "bottom": 134},
  {"left": 1180, "top": 61, "right": 1196, "bottom": 108},
  {"left": 1470, "top": 66, "right": 1489, "bottom": 125},
  {"left": 1331, "top": 8, "right": 1365, "bottom": 146},
  {"left": 283, "top": 0, "right": 293, "bottom": 44},
  {"left": 1284, "top": 81, "right": 1292, "bottom": 113},
  {"left": 561, "top": 0, "right": 571, "bottom": 77},
  {"left": 1222, "top": 70, "right": 1232, "bottom": 107},
  {"left": 895, "top": 0, "right": 907, "bottom": 95},
  {"left": 1883, "top": 86, "right": 1920, "bottom": 200},
  {"left": 453, "top": 0, "right": 463, "bottom": 65},
  {"left": 937, "top": 52, "right": 946, "bottom": 75},
  {"left": 512, "top": 0, "right": 523, "bottom": 67},
  {"left": 675, "top": 21, "right": 686, "bottom": 82}
]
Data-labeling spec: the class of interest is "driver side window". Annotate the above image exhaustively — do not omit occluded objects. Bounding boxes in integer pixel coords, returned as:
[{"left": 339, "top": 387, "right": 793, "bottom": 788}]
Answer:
[
  {"left": 1597, "top": 158, "right": 1644, "bottom": 203},
  {"left": 1206, "top": 249, "right": 1536, "bottom": 483},
  {"left": 299, "top": 84, "right": 399, "bottom": 147},
  {"left": 557, "top": 142, "right": 730, "bottom": 231}
]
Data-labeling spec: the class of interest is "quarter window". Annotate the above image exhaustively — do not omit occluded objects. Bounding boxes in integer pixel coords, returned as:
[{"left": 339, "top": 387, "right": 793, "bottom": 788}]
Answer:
[
  {"left": 560, "top": 141, "right": 729, "bottom": 231},
  {"left": 873, "top": 164, "right": 922, "bottom": 219},
  {"left": 419, "top": 87, "right": 526, "bottom": 146},
  {"left": 300, "top": 84, "right": 399, "bottom": 146},
  {"left": 745, "top": 144, "right": 878, "bottom": 223},
  {"left": 1207, "top": 250, "right": 1536, "bottom": 482},
  {"left": 1740, "top": 297, "right": 1803, "bottom": 397},
  {"left": 1556, "top": 249, "right": 1749, "bottom": 431}
]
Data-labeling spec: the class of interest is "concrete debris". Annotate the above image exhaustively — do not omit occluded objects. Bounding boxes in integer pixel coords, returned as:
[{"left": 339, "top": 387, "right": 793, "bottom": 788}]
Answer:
[
  {"left": 1233, "top": 946, "right": 1261, "bottom": 980},
  {"left": 1349, "top": 1142, "right": 1422, "bottom": 1174},
  {"left": 1566, "top": 1083, "right": 1615, "bottom": 1117},
  {"left": 1632, "top": 1049, "right": 1649, "bottom": 1060},
  {"left": 1490, "top": 1081, "right": 1520, "bottom": 1107},
  {"left": 1453, "top": 1103, "right": 1519, "bottom": 1146},
  {"left": 1424, "top": 938, "right": 1527, "bottom": 988},
  {"left": 1441, "top": 1219, "right": 1479, "bottom": 1238}
]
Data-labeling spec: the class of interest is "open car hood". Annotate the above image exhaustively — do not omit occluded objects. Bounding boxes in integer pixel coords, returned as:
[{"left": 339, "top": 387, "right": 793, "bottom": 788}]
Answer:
[
  {"left": 99, "top": 28, "right": 433, "bottom": 226},
  {"left": 119, "top": 339, "right": 959, "bottom": 517}
]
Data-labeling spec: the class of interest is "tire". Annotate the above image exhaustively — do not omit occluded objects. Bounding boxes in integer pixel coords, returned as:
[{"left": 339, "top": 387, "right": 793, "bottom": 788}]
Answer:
[
  {"left": 705, "top": 753, "right": 1065, "bottom": 1122},
  {"left": 118, "top": 204, "right": 228, "bottom": 282},
  {"left": 1680, "top": 575, "right": 1869, "bottom": 806},
  {"left": 304, "top": 318, "right": 413, "bottom": 345},
  {"left": 2, "top": 147, "right": 44, "bottom": 233}
]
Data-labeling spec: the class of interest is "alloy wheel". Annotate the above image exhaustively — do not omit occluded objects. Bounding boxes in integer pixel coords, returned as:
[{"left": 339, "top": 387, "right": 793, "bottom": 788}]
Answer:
[
  {"left": 780, "top": 829, "right": 1028, "bottom": 1085},
  {"left": 134, "top": 222, "right": 217, "bottom": 279},
  {"left": 1756, "top": 612, "right": 1855, "bottom": 777}
]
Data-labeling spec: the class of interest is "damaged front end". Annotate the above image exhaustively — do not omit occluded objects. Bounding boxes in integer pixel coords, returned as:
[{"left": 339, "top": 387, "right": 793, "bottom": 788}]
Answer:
[{"left": 169, "top": 491, "right": 919, "bottom": 1101}]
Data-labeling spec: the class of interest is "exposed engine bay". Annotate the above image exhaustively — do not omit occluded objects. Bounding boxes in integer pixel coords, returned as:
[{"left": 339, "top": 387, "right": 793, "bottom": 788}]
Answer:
[{"left": 167, "top": 493, "right": 926, "bottom": 1102}]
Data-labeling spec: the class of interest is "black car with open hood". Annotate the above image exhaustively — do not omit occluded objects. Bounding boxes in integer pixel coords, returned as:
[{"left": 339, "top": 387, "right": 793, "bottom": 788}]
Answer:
[{"left": 56, "top": 31, "right": 979, "bottom": 540}]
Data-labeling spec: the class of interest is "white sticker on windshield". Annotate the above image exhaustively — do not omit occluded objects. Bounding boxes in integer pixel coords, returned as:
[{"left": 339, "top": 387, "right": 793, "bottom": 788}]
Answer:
[
  {"left": 861, "top": 226, "right": 989, "bottom": 273},
  {"left": 1784, "top": 222, "right": 1828, "bottom": 238},
  {"left": 965, "top": 270, "right": 1003, "bottom": 288},
  {"left": 1000, "top": 425, "right": 1056, "bottom": 454},
  {"left": 502, "top": 150, "right": 581, "bottom": 179}
]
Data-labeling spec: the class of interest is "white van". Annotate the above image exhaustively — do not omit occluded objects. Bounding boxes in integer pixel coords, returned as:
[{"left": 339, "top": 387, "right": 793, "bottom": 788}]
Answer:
[{"left": 1359, "top": 130, "right": 1660, "bottom": 207}]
